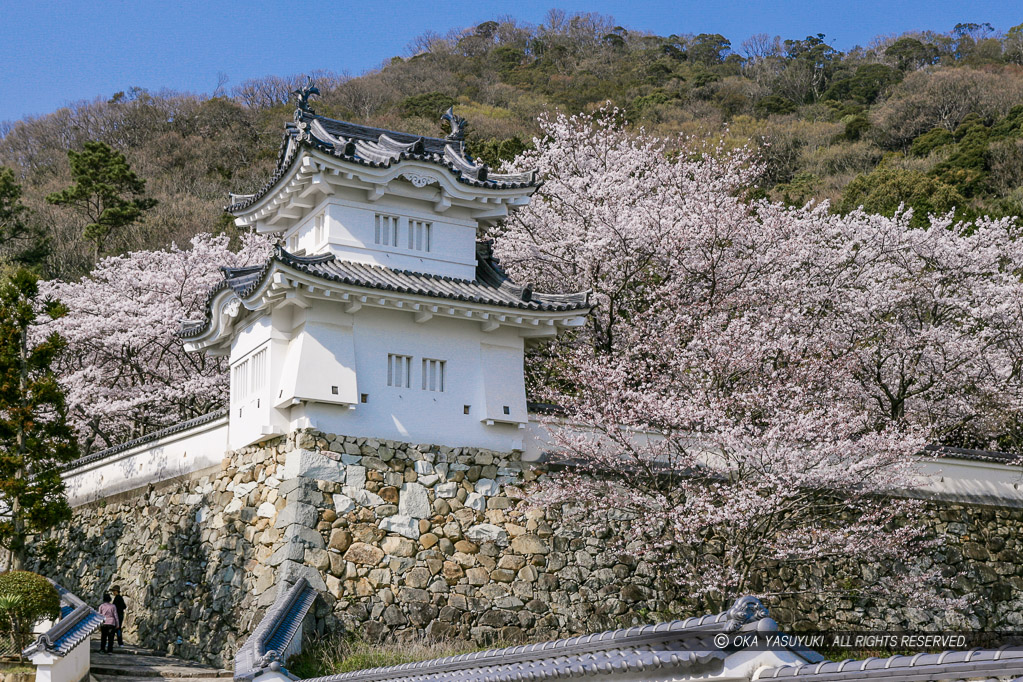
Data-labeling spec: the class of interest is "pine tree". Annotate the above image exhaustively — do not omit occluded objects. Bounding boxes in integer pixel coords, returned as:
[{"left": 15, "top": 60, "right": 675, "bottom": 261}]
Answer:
[
  {"left": 0, "top": 270, "right": 78, "bottom": 569},
  {"left": 0, "top": 168, "right": 47, "bottom": 266},
  {"left": 45, "top": 141, "right": 157, "bottom": 263}
]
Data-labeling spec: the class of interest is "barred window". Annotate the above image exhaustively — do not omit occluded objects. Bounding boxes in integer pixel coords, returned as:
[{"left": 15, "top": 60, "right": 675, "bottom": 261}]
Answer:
[
  {"left": 408, "top": 220, "right": 431, "bottom": 252},
  {"left": 232, "top": 360, "right": 249, "bottom": 402},
  {"left": 421, "top": 358, "right": 445, "bottom": 392},
  {"left": 314, "top": 213, "right": 325, "bottom": 244},
  {"left": 374, "top": 214, "right": 400, "bottom": 247},
  {"left": 251, "top": 348, "right": 267, "bottom": 392},
  {"left": 387, "top": 353, "right": 412, "bottom": 388}
]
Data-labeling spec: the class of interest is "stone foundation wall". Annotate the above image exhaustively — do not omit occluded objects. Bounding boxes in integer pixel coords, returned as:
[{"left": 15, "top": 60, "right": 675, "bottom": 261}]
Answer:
[{"left": 30, "top": 429, "right": 1023, "bottom": 666}]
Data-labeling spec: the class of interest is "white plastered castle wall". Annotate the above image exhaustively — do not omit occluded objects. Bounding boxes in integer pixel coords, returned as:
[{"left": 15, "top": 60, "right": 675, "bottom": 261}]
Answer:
[
  {"left": 281, "top": 192, "right": 479, "bottom": 280},
  {"left": 61, "top": 415, "right": 228, "bottom": 506},
  {"left": 226, "top": 301, "right": 528, "bottom": 452}
]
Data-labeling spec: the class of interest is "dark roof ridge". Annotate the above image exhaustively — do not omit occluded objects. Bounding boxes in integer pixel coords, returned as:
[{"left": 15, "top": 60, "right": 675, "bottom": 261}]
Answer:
[
  {"left": 301, "top": 110, "right": 455, "bottom": 150},
  {"left": 226, "top": 112, "right": 538, "bottom": 213},
  {"left": 925, "top": 443, "right": 1023, "bottom": 465},
  {"left": 61, "top": 410, "right": 228, "bottom": 472}
]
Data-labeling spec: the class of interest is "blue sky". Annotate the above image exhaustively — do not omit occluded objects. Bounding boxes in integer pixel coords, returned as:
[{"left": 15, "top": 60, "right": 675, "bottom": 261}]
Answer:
[{"left": 1, "top": 0, "right": 1020, "bottom": 123}]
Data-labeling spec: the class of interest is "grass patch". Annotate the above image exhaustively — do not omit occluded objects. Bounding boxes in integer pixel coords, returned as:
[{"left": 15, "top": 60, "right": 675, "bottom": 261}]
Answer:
[{"left": 287, "top": 633, "right": 486, "bottom": 678}]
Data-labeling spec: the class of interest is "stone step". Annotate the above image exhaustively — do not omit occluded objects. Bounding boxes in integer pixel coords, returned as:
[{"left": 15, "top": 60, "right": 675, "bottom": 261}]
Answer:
[
  {"left": 91, "top": 667, "right": 232, "bottom": 679},
  {"left": 90, "top": 644, "right": 231, "bottom": 679}
]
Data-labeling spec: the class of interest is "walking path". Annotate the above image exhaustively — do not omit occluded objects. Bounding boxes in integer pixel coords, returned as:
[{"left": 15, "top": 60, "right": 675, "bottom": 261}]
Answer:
[{"left": 90, "top": 643, "right": 232, "bottom": 681}]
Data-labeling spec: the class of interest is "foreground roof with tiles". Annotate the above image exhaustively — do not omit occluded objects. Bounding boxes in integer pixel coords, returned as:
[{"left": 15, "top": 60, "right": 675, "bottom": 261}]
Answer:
[
  {"left": 238, "top": 577, "right": 1023, "bottom": 682},
  {"left": 237, "top": 591, "right": 822, "bottom": 682},
  {"left": 759, "top": 647, "right": 1023, "bottom": 681}
]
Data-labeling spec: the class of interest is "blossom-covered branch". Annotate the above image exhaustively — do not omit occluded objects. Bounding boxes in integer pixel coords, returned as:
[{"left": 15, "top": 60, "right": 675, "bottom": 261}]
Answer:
[
  {"left": 500, "top": 110, "right": 1021, "bottom": 613},
  {"left": 40, "top": 232, "right": 271, "bottom": 453}
]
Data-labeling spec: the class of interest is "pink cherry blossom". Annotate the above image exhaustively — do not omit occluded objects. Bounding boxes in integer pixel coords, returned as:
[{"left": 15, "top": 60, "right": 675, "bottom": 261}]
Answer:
[
  {"left": 39, "top": 232, "right": 271, "bottom": 453},
  {"left": 498, "top": 109, "right": 1012, "bottom": 613}
]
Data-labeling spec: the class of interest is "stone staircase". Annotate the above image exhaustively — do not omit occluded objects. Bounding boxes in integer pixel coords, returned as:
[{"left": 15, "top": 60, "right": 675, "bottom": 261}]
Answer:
[{"left": 90, "top": 643, "right": 232, "bottom": 681}]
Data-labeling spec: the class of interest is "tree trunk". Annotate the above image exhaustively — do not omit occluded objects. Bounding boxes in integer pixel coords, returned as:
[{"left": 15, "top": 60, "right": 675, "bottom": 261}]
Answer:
[{"left": 11, "top": 321, "right": 27, "bottom": 571}]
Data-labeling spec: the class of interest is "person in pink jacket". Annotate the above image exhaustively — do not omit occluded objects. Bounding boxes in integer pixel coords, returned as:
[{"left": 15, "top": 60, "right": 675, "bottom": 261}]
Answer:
[{"left": 97, "top": 593, "right": 119, "bottom": 653}]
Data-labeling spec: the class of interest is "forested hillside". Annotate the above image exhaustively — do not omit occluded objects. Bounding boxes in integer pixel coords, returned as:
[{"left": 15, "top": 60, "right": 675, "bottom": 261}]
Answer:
[{"left": 3, "top": 11, "right": 1023, "bottom": 278}]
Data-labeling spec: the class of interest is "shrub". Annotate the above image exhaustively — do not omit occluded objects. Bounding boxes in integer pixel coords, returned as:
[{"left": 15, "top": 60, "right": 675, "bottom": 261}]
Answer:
[
  {"left": 837, "top": 165, "right": 967, "bottom": 227},
  {"left": 287, "top": 633, "right": 483, "bottom": 679},
  {"left": 0, "top": 571, "right": 60, "bottom": 656}
]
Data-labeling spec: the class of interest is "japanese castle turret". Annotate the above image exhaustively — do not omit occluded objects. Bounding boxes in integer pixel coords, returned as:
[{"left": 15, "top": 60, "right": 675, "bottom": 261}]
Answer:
[{"left": 183, "top": 98, "right": 589, "bottom": 452}]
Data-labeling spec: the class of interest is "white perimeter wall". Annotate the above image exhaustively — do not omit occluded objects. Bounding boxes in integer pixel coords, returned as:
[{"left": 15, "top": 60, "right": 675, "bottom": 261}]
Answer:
[
  {"left": 523, "top": 414, "right": 1023, "bottom": 506},
  {"left": 61, "top": 409, "right": 1023, "bottom": 510},
  {"left": 62, "top": 416, "right": 229, "bottom": 507}
]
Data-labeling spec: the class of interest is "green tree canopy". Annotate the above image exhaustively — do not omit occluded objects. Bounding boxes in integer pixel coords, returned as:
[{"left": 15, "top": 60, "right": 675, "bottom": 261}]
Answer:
[
  {"left": 0, "top": 169, "right": 45, "bottom": 266},
  {"left": 45, "top": 141, "right": 156, "bottom": 262},
  {"left": 837, "top": 165, "right": 967, "bottom": 228},
  {"left": 0, "top": 270, "right": 78, "bottom": 569}
]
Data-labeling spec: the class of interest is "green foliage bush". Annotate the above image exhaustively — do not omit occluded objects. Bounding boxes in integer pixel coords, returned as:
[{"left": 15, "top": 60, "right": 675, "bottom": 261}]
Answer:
[
  {"left": 838, "top": 165, "right": 967, "bottom": 227},
  {"left": 0, "top": 571, "right": 60, "bottom": 654},
  {"left": 0, "top": 572, "right": 60, "bottom": 628}
]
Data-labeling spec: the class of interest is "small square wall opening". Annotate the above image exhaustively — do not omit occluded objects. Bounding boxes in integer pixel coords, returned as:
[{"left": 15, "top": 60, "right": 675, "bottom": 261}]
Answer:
[
  {"left": 503, "top": 405, "right": 510, "bottom": 415},
  {"left": 463, "top": 405, "right": 471, "bottom": 414},
  {"left": 331, "top": 385, "right": 339, "bottom": 395},
  {"left": 361, "top": 393, "right": 369, "bottom": 403}
]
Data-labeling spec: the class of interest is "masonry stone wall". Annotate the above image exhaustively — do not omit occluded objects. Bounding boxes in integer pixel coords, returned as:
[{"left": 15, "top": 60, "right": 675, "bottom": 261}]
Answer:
[{"left": 30, "top": 429, "right": 1023, "bottom": 667}]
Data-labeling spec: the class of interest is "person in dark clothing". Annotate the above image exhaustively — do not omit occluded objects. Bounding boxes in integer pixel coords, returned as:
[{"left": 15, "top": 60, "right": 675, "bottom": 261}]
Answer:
[
  {"left": 98, "top": 593, "right": 119, "bottom": 654},
  {"left": 110, "top": 585, "right": 127, "bottom": 646}
]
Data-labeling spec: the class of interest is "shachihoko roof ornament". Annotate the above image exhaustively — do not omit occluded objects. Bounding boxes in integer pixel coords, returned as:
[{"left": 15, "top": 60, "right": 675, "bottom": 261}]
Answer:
[
  {"left": 292, "top": 79, "right": 320, "bottom": 116},
  {"left": 441, "top": 106, "right": 467, "bottom": 142}
]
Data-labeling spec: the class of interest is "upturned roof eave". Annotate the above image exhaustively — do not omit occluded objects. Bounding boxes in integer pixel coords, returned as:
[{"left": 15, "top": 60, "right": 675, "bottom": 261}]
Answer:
[{"left": 183, "top": 258, "right": 590, "bottom": 352}]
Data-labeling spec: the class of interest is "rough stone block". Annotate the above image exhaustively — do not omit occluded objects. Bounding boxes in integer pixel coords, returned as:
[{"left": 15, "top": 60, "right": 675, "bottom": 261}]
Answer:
[
  {"left": 399, "top": 482, "right": 431, "bottom": 519},
  {"left": 283, "top": 448, "right": 346, "bottom": 483},
  {"left": 344, "top": 542, "right": 385, "bottom": 566},
  {"left": 475, "top": 478, "right": 501, "bottom": 496},
  {"left": 380, "top": 514, "right": 420, "bottom": 540},
  {"left": 346, "top": 465, "right": 367, "bottom": 489},
  {"left": 465, "top": 523, "right": 509, "bottom": 546},
  {"left": 286, "top": 524, "right": 325, "bottom": 549},
  {"left": 274, "top": 502, "right": 319, "bottom": 529},
  {"left": 406, "top": 567, "right": 432, "bottom": 588},
  {"left": 256, "top": 502, "right": 277, "bottom": 518},
  {"left": 268, "top": 541, "right": 305, "bottom": 566},
  {"left": 381, "top": 536, "right": 416, "bottom": 557},
  {"left": 328, "top": 529, "right": 352, "bottom": 552},
  {"left": 465, "top": 493, "right": 486, "bottom": 512},
  {"left": 278, "top": 559, "right": 327, "bottom": 592},
  {"left": 333, "top": 493, "right": 356, "bottom": 514},
  {"left": 510, "top": 534, "right": 549, "bottom": 555},
  {"left": 344, "top": 487, "right": 383, "bottom": 507},
  {"left": 436, "top": 482, "right": 459, "bottom": 499}
]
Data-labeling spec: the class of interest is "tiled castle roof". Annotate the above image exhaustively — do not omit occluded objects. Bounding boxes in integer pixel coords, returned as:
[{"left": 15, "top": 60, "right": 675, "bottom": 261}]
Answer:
[
  {"left": 759, "top": 647, "right": 1023, "bottom": 681},
  {"left": 238, "top": 594, "right": 822, "bottom": 682},
  {"left": 180, "top": 241, "right": 589, "bottom": 339},
  {"left": 226, "top": 111, "right": 537, "bottom": 213}
]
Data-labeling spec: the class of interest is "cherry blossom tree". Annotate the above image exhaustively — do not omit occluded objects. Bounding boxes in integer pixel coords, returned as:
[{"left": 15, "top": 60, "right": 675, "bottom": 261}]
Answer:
[
  {"left": 39, "top": 233, "right": 271, "bottom": 453},
  {"left": 496, "top": 110, "right": 1022, "bottom": 612}
]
